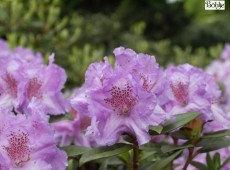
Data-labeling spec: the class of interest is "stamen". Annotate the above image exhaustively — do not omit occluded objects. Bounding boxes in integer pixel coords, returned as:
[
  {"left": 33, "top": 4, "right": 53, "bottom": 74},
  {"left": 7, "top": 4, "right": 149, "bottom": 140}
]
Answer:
[
  {"left": 3, "top": 130, "right": 30, "bottom": 166},
  {"left": 171, "top": 81, "right": 189, "bottom": 105},
  {"left": 104, "top": 84, "right": 137, "bottom": 115}
]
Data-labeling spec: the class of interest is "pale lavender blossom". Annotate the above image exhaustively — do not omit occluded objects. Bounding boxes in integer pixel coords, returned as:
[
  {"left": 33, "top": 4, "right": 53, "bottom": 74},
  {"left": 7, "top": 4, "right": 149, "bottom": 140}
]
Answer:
[
  {"left": 70, "top": 87, "right": 98, "bottom": 147},
  {"left": 222, "top": 44, "right": 230, "bottom": 60},
  {"left": 0, "top": 39, "right": 11, "bottom": 58},
  {"left": 0, "top": 40, "right": 70, "bottom": 116},
  {"left": 13, "top": 47, "right": 43, "bottom": 64},
  {"left": 160, "top": 64, "right": 222, "bottom": 122},
  {"left": 52, "top": 119, "right": 74, "bottom": 146},
  {"left": 0, "top": 111, "right": 67, "bottom": 169},
  {"left": 21, "top": 54, "right": 70, "bottom": 115},
  {"left": 0, "top": 58, "right": 26, "bottom": 112},
  {"left": 70, "top": 47, "right": 168, "bottom": 146}
]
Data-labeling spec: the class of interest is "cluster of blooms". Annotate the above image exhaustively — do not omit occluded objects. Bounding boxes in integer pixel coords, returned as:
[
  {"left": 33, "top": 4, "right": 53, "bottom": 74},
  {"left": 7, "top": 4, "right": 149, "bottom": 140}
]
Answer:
[
  {"left": 53, "top": 46, "right": 227, "bottom": 149},
  {"left": 206, "top": 43, "right": 230, "bottom": 119},
  {"left": 0, "top": 40, "right": 68, "bottom": 169},
  {"left": 0, "top": 40, "right": 69, "bottom": 115},
  {"left": 1, "top": 38, "right": 229, "bottom": 169},
  {"left": 173, "top": 44, "right": 230, "bottom": 169}
]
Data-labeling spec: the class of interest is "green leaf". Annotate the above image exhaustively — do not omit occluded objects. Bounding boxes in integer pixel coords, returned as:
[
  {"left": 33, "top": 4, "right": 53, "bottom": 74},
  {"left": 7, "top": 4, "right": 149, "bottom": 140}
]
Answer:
[
  {"left": 197, "top": 137, "right": 230, "bottom": 153},
  {"left": 149, "top": 125, "right": 163, "bottom": 135},
  {"left": 99, "top": 159, "right": 108, "bottom": 170},
  {"left": 206, "top": 153, "right": 214, "bottom": 170},
  {"left": 67, "top": 159, "right": 78, "bottom": 170},
  {"left": 79, "top": 143, "right": 132, "bottom": 166},
  {"left": 161, "top": 112, "right": 201, "bottom": 134},
  {"left": 213, "top": 153, "right": 221, "bottom": 170},
  {"left": 145, "top": 150, "right": 182, "bottom": 170},
  {"left": 140, "top": 143, "right": 162, "bottom": 152},
  {"left": 202, "top": 129, "right": 230, "bottom": 138},
  {"left": 49, "top": 113, "right": 73, "bottom": 123},
  {"left": 191, "top": 161, "right": 208, "bottom": 170},
  {"left": 171, "top": 130, "right": 189, "bottom": 140},
  {"left": 161, "top": 144, "right": 193, "bottom": 153},
  {"left": 117, "top": 150, "right": 132, "bottom": 165},
  {"left": 60, "top": 145, "right": 90, "bottom": 157}
]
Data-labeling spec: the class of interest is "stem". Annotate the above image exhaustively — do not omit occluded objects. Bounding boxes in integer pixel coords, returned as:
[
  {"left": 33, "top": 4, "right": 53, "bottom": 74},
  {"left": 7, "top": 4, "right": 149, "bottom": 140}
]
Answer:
[
  {"left": 132, "top": 139, "right": 139, "bottom": 170},
  {"left": 182, "top": 147, "right": 194, "bottom": 170}
]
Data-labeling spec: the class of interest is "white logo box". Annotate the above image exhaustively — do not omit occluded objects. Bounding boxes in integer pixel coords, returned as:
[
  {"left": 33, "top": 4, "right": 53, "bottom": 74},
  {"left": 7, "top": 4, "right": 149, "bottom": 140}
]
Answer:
[{"left": 205, "top": 0, "right": 225, "bottom": 10}]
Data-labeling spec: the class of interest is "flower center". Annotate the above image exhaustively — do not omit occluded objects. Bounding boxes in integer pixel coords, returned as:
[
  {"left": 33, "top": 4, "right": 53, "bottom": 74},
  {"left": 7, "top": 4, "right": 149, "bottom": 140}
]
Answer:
[
  {"left": 141, "top": 75, "right": 157, "bottom": 93},
  {"left": 170, "top": 81, "right": 189, "bottom": 105},
  {"left": 104, "top": 84, "right": 137, "bottom": 115},
  {"left": 3, "top": 130, "right": 30, "bottom": 167}
]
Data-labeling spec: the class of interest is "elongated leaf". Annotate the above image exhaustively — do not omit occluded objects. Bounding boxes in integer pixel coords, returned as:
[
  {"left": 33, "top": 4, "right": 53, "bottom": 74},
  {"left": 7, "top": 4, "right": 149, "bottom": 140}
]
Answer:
[
  {"left": 145, "top": 150, "right": 182, "bottom": 170},
  {"left": 140, "top": 143, "right": 162, "bottom": 152},
  {"left": 202, "top": 129, "right": 230, "bottom": 138},
  {"left": 149, "top": 125, "right": 163, "bottom": 135},
  {"left": 161, "top": 112, "right": 201, "bottom": 133},
  {"left": 67, "top": 159, "right": 78, "bottom": 170},
  {"left": 191, "top": 161, "right": 208, "bottom": 170},
  {"left": 79, "top": 143, "right": 132, "bottom": 166},
  {"left": 197, "top": 137, "right": 230, "bottom": 153},
  {"left": 99, "top": 159, "right": 108, "bottom": 170},
  {"left": 60, "top": 145, "right": 90, "bottom": 157},
  {"left": 171, "top": 130, "right": 188, "bottom": 140},
  {"left": 161, "top": 144, "right": 193, "bottom": 153},
  {"left": 213, "top": 153, "right": 221, "bottom": 170},
  {"left": 206, "top": 153, "right": 214, "bottom": 170},
  {"left": 49, "top": 113, "right": 73, "bottom": 123}
]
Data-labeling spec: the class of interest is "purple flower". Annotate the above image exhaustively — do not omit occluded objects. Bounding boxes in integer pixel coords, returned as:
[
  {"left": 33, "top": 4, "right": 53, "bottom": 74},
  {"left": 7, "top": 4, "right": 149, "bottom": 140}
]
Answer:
[
  {"left": 52, "top": 119, "right": 74, "bottom": 147},
  {"left": 70, "top": 47, "right": 168, "bottom": 146},
  {"left": 0, "top": 58, "right": 26, "bottom": 112},
  {"left": 13, "top": 47, "right": 43, "bottom": 64},
  {"left": 21, "top": 54, "right": 70, "bottom": 115},
  {"left": 0, "top": 44, "right": 70, "bottom": 116},
  {"left": 114, "top": 47, "right": 162, "bottom": 94},
  {"left": 70, "top": 87, "right": 98, "bottom": 147},
  {"left": 0, "top": 111, "right": 67, "bottom": 169},
  {"left": 160, "top": 64, "right": 222, "bottom": 122},
  {"left": 221, "top": 44, "right": 230, "bottom": 60},
  {"left": 0, "top": 39, "right": 11, "bottom": 58}
]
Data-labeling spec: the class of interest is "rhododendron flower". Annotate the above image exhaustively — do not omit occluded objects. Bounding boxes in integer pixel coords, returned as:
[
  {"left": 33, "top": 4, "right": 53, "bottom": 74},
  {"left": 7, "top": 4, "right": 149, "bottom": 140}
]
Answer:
[
  {"left": 160, "top": 64, "right": 222, "bottom": 122},
  {"left": 70, "top": 47, "right": 168, "bottom": 146},
  {"left": 21, "top": 54, "right": 70, "bottom": 115},
  {"left": 52, "top": 119, "right": 74, "bottom": 147},
  {"left": 0, "top": 112, "right": 67, "bottom": 170},
  {"left": 69, "top": 87, "right": 98, "bottom": 147},
  {"left": 0, "top": 40, "right": 69, "bottom": 116},
  {"left": 0, "top": 58, "right": 26, "bottom": 112},
  {"left": 221, "top": 43, "right": 230, "bottom": 60},
  {"left": 0, "top": 39, "right": 11, "bottom": 57}
]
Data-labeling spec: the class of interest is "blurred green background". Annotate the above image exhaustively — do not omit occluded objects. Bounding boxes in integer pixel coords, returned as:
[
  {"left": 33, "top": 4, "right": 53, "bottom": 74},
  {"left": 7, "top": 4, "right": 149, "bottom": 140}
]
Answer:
[{"left": 0, "top": 0, "right": 229, "bottom": 88}]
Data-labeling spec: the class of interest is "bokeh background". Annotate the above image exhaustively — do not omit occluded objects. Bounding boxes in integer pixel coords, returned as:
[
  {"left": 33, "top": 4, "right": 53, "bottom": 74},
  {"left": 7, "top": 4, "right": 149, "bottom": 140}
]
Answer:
[{"left": 0, "top": 0, "right": 229, "bottom": 88}]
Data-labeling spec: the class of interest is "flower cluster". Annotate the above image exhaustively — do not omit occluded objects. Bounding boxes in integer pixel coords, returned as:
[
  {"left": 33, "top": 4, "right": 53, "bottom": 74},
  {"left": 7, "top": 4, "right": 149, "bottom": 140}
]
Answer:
[
  {"left": 0, "top": 40, "right": 68, "bottom": 169},
  {"left": 0, "top": 112, "right": 67, "bottom": 170},
  {"left": 1, "top": 39, "right": 230, "bottom": 169},
  {"left": 206, "top": 43, "right": 230, "bottom": 121},
  {"left": 0, "top": 40, "right": 69, "bottom": 116},
  {"left": 53, "top": 47, "right": 226, "bottom": 148}
]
